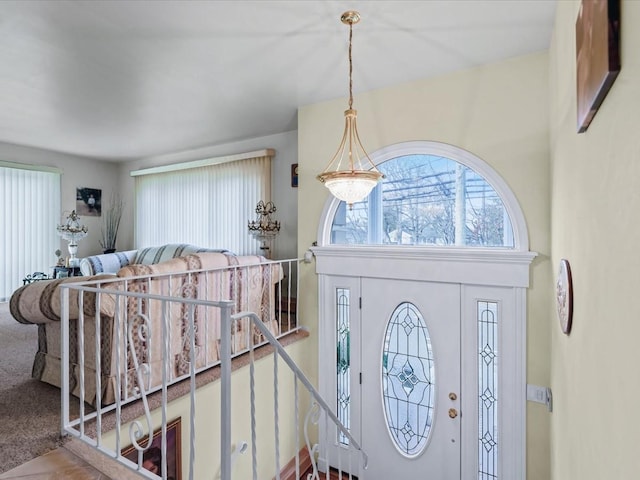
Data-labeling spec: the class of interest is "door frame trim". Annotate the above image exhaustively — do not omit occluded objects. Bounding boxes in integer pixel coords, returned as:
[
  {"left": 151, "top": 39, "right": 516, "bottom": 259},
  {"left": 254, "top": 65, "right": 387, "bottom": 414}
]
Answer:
[{"left": 313, "top": 245, "right": 536, "bottom": 287}]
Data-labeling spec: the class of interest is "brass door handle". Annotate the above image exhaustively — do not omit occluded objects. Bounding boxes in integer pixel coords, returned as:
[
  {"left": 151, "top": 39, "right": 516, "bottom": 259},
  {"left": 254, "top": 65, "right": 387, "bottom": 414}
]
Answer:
[{"left": 448, "top": 408, "right": 458, "bottom": 419}]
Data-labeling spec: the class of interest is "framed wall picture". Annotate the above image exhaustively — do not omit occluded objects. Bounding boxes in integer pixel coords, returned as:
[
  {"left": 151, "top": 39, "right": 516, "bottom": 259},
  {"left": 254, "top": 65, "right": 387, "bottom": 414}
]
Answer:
[
  {"left": 76, "top": 187, "right": 102, "bottom": 217},
  {"left": 291, "top": 163, "right": 299, "bottom": 188},
  {"left": 556, "top": 259, "right": 574, "bottom": 335},
  {"left": 576, "top": 0, "right": 621, "bottom": 133},
  {"left": 122, "top": 417, "right": 182, "bottom": 480}
]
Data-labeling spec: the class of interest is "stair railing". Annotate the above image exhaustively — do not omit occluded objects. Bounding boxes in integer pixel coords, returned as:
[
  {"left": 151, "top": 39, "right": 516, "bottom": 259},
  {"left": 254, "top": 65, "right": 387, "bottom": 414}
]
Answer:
[{"left": 221, "top": 311, "right": 368, "bottom": 480}]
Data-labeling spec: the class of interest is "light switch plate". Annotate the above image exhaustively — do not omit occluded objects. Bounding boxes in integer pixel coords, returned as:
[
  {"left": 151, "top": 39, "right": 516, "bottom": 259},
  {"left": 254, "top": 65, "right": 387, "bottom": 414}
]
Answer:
[{"left": 526, "top": 384, "right": 552, "bottom": 412}]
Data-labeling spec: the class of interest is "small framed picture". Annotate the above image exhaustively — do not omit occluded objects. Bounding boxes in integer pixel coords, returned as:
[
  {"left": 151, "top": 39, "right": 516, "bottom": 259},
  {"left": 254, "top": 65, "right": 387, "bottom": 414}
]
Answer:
[
  {"left": 575, "top": 0, "right": 621, "bottom": 132},
  {"left": 291, "top": 163, "right": 299, "bottom": 188},
  {"left": 122, "top": 417, "right": 182, "bottom": 480},
  {"left": 76, "top": 187, "right": 102, "bottom": 217}
]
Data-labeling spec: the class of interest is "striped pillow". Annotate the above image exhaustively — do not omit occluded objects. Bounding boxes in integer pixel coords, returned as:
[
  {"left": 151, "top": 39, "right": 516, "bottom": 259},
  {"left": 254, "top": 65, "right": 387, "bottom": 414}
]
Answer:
[
  {"left": 134, "top": 244, "right": 231, "bottom": 265},
  {"left": 79, "top": 250, "right": 137, "bottom": 276}
]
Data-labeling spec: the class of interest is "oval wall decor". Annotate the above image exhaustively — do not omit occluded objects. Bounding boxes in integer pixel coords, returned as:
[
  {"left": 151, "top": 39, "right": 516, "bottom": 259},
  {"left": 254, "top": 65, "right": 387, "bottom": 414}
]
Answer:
[{"left": 556, "top": 259, "right": 574, "bottom": 335}]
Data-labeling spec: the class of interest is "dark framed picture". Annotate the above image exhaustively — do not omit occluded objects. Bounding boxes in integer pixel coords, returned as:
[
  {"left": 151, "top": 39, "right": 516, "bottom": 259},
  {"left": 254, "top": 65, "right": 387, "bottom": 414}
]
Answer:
[
  {"left": 291, "top": 163, "right": 299, "bottom": 188},
  {"left": 556, "top": 259, "right": 574, "bottom": 335},
  {"left": 576, "top": 0, "right": 620, "bottom": 133},
  {"left": 76, "top": 187, "right": 102, "bottom": 216},
  {"left": 122, "top": 417, "right": 182, "bottom": 480}
]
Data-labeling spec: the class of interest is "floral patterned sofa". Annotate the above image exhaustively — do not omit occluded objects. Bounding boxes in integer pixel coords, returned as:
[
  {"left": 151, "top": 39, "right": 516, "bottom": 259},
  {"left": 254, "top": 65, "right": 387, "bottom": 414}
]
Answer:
[{"left": 10, "top": 250, "right": 282, "bottom": 405}]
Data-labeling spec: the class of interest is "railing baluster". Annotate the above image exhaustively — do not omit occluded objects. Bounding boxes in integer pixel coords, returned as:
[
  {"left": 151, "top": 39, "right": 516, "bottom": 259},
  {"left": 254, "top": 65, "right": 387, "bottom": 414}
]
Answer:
[
  {"left": 60, "top": 287, "right": 70, "bottom": 437},
  {"left": 294, "top": 375, "right": 300, "bottom": 480},
  {"left": 219, "top": 303, "right": 232, "bottom": 480},
  {"left": 165, "top": 282, "right": 173, "bottom": 479},
  {"left": 123, "top": 279, "right": 129, "bottom": 401},
  {"left": 94, "top": 291, "right": 102, "bottom": 446},
  {"left": 337, "top": 420, "right": 342, "bottom": 479},
  {"left": 78, "top": 290, "right": 86, "bottom": 436},
  {"left": 274, "top": 350, "right": 281, "bottom": 480},
  {"left": 189, "top": 302, "right": 196, "bottom": 480},
  {"left": 161, "top": 299, "right": 169, "bottom": 480},
  {"left": 287, "top": 261, "right": 292, "bottom": 332},
  {"left": 114, "top": 290, "right": 122, "bottom": 459},
  {"left": 249, "top": 325, "right": 258, "bottom": 480},
  {"left": 324, "top": 413, "right": 329, "bottom": 480},
  {"left": 203, "top": 273, "right": 209, "bottom": 368}
]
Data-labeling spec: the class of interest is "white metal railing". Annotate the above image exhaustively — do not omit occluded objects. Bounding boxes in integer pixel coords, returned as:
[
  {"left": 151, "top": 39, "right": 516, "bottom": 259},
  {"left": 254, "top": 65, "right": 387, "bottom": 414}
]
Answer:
[
  {"left": 222, "top": 311, "right": 368, "bottom": 480},
  {"left": 59, "top": 258, "right": 297, "bottom": 478},
  {"left": 62, "top": 289, "right": 232, "bottom": 480},
  {"left": 59, "top": 257, "right": 365, "bottom": 479}
]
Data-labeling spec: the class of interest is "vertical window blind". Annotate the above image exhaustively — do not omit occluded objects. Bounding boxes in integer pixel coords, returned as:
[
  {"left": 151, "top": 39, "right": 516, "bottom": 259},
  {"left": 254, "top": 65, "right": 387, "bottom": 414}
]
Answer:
[
  {"left": 133, "top": 150, "right": 273, "bottom": 255},
  {"left": 0, "top": 163, "right": 61, "bottom": 301}
]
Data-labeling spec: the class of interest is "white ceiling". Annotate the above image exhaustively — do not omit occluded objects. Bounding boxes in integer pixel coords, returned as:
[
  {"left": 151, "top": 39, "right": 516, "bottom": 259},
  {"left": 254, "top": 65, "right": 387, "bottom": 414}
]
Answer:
[{"left": 0, "top": 0, "right": 557, "bottom": 161}]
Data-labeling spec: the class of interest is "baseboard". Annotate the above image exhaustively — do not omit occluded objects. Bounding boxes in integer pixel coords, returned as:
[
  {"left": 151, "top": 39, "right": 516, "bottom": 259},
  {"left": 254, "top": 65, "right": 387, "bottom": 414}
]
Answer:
[{"left": 278, "top": 446, "right": 312, "bottom": 480}]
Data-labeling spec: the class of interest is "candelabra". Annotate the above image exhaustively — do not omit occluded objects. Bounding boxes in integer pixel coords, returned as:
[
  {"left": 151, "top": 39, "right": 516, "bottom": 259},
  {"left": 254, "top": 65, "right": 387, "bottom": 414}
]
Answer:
[
  {"left": 248, "top": 201, "right": 281, "bottom": 258},
  {"left": 56, "top": 210, "right": 88, "bottom": 267}
]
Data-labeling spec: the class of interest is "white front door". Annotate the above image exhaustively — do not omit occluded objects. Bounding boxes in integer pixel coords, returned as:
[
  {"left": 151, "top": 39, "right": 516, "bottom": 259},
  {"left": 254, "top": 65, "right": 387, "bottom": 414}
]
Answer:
[
  {"left": 316, "top": 248, "right": 531, "bottom": 479},
  {"left": 359, "top": 278, "right": 461, "bottom": 479}
]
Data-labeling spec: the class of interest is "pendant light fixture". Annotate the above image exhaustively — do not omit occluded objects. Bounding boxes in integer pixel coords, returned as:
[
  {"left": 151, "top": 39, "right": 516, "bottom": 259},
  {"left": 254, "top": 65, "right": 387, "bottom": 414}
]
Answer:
[{"left": 317, "top": 10, "right": 383, "bottom": 206}]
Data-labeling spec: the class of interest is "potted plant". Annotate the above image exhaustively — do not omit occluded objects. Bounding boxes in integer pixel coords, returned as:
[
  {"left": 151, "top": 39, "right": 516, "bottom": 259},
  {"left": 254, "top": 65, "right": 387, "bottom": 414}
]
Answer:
[{"left": 100, "top": 194, "right": 124, "bottom": 254}]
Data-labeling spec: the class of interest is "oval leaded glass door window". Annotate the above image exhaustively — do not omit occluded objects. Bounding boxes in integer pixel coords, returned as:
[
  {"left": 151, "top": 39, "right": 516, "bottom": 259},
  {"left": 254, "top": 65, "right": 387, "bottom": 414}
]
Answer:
[{"left": 382, "top": 302, "right": 435, "bottom": 457}]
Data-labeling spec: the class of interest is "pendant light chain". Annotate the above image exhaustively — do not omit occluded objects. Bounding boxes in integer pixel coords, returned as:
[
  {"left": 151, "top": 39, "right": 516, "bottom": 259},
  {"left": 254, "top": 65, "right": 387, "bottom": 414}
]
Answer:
[{"left": 348, "top": 21, "right": 354, "bottom": 110}]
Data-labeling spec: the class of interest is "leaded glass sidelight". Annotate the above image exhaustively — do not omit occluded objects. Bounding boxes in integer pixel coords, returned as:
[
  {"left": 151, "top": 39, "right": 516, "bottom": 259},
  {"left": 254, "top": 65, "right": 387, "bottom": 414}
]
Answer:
[
  {"left": 336, "top": 288, "right": 351, "bottom": 445},
  {"left": 382, "top": 302, "right": 434, "bottom": 457},
  {"left": 478, "top": 301, "right": 498, "bottom": 479}
]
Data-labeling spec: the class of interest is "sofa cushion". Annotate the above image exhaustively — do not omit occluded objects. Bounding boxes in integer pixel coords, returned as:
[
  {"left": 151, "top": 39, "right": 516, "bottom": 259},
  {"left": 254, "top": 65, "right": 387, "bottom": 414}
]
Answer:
[
  {"left": 134, "top": 243, "right": 230, "bottom": 265},
  {"left": 79, "top": 250, "right": 137, "bottom": 276}
]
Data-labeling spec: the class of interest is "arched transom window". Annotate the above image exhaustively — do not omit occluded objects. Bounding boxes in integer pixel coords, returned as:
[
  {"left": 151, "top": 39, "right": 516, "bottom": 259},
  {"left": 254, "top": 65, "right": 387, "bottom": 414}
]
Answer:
[{"left": 330, "top": 153, "right": 514, "bottom": 248}]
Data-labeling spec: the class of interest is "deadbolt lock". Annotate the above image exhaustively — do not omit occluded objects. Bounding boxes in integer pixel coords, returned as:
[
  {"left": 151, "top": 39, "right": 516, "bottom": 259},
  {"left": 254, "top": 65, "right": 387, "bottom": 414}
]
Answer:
[
  {"left": 448, "top": 408, "right": 458, "bottom": 419},
  {"left": 449, "top": 392, "right": 457, "bottom": 401}
]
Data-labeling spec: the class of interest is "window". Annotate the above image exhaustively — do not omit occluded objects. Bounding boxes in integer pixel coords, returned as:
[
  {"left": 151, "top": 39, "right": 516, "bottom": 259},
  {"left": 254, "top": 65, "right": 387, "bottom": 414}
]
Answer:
[
  {"left": 330, "top": 154, "right": 514, "bottom": 248},
  {"left": 0, "top": 163, "right": 60, "bottom": 301},
  {"left": 133, "top": 150, "right": 273, "bottom": 255}
]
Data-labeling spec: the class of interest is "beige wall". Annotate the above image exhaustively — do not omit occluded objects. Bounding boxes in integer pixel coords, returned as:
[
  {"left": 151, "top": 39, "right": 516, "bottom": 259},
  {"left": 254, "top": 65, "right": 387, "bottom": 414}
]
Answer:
[
  {"left": 298, "top": 52, "right": 551, "bottom": 478},
  {"left": 549, "top": 1, "right": 640, "bottom": 478},
  {"left": 0, "top": 141, "right": 119, "bottom": 259}
]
